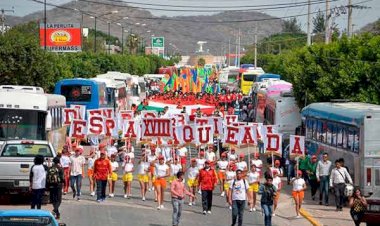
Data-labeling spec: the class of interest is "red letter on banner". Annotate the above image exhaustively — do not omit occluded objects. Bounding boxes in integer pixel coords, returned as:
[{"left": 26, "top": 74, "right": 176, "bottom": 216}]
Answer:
[
  {"left": 266, "top": 134, "right": 280, "bottom": 151},
  {"left": 102, "top": 108, "right": 114, "bottom": 119},
  {"left": 89, "top": 116, "right": 103, "bottom": 135},
  {"left": 225, "top": 126, "right": 239, "bottom": 145},
  {"left": 197, "top": 126, "right": 211, "bottom": 144},
  {"left": 64, "top": 108, "right": 78, "bottom": 125},
  {"left": 225, "top": 115, "right": 238, "bottom": 125},
  {"left": 291, "top": 136, "right": 303, "bottom": 155},
  {"left": 195, "top": 118, "right": 208, "bottom": 126},
  {"left": 183, "top": 125, "right": 194, "bottom": 143},
  {"left": 241, "top": 126, "right": 255, "bottom": 145},
  {"left": 104, "top": 118, "right": 116, "bottom": 137},
  {"left": 71, "top": 120, "right": 87, "bottom": 139},
  {"left": 124, "top": 121, "right": 137, "bottom": 138}
]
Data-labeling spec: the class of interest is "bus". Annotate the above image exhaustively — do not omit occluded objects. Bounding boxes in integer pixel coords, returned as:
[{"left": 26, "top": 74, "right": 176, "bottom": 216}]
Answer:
[
  {"left": 265, "top": 90, "right": 301, "bottom": 138},
  {"left": 91, "top": 78, "right": 127, "bottom": 111},
  {"left": 240, "top": 68, "right": 265, "bottom": 95},
  {"left": 301, "top": 102, "right": 380, "bottom": 195},
  {"left": 96, "top": 71, "right": 132, "bottom": 84},
  {"left": 54, "top": 78, "right": 110, "bottom": 110},
  {"left": 0, "top": 85, "right": 44, "bottom": 93},
  {"left": 0, "top": 89, "right": 66, "bottom": 152}
]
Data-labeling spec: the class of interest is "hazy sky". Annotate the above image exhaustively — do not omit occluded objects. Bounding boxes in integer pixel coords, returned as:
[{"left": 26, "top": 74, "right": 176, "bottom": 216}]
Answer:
[{"left": 1, "top": 0, "right": 379, "bottom": 31}]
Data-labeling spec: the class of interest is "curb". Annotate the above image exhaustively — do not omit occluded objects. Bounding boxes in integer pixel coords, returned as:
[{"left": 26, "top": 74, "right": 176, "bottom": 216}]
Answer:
[{"left": 300, "top": 208, "right": 323, "bottom": 226}]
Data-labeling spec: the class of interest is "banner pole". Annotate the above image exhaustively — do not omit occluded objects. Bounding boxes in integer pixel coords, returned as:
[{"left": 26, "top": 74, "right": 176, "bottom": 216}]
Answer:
[
  {"left": 271, "top": 151, "right": 274, "bottom": 177},
  {"left": 248, "top": 144, "right": 251, "bottom": 172}
]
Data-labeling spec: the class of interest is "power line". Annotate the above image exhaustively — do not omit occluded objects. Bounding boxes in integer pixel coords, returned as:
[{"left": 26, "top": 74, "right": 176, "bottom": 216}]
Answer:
[{"left": 76, "top": 0, "right": 336, "bottom": 13}]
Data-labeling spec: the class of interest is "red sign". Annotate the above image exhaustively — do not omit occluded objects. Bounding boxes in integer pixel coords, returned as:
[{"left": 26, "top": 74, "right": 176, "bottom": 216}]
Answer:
[{"left": 40, "top": 23, "right": 82, "bottom": 52}]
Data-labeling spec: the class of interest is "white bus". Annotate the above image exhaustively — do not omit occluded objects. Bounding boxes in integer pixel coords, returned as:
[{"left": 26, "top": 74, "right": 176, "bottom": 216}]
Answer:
[
  {"left": 265, "top": 90, "right": 301, "bottom": 138},
  {"left": 302, "top": 102, "right": 380, "bottom": 195},
  {"left": 91, "top": 77, "right": 127, "bottom": 111},
  {"left": 0, "top": 85, "right": 44, "bottom": 93},
  {"left": 0, "top": 89, "right": 66, "bottom": 152}
]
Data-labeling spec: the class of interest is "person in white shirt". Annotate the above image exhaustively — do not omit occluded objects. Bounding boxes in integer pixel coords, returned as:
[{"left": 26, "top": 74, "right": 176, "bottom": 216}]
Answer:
[
  {"left": 251, "top": 153, "right": 263, "bottom": 176},
  {"left": 161, "top": 146, "right": 173, "bottom": 164},
  {"left": 60, "top": 149, "right": 71, "bottom": 195},
  {"left": 236, "top": 153, "right": 248, "bottom": 174},
  {"left": 217, "top": 153, "right": 229, "bottom": 197},
  {"left": 187, "top": 159, "right": 199, "bottom": 206},
  {"left": 29, "top": 155, "right": 47, "bottom": 209},
  {"left": 272, "top": 170, "right": 282, "bottom": 216},
  {"left": 154, "top": 156, "right": 170, "bottom": 210},
  {"left": 177, "top": 146, "right": 188, "bottom": 170},
  {"left": 228, "top": 148, "right": 238, "bottom": 162},
  {"left": 330, "top": 159, "right": 353, "bottom": 211},
  {"left": 122, "top": 155, "right": 134, "bottom": 199},
  {"left": 69, "top": 147, "right": 85, "bottom": 201},
  {"left": 137, "top": 151, "right": 149, "bottom": 201},
  {"left": 225, "top": 164, "right": 237, "bottom": 209},
  {"left": 291, "top": 170, "right": 307, "bottom": 218},
  {"left": 247, "top": 165, "right": 260, "bottom": 212},
  {"left": 228, "top": 169, "right": 249, "bottom": 226},
  {"left": 107, "top": 144, "right": 118, "bottom": 158},
  {"left": 206, "top": 148, "right": 216, "bottom": 166},
  {"left": 270, "top": 160, "right": 283, "bottom": 177},
  {"left": 108, "top": 154, "right": 119, "bottom": 198},
  {"left": 196, "top": 151, "right": 206, "bottom": 170},
  {"left": 147, "top": 147, "right": 158, "bottom": 192},
  {"left": 169, "top": 158, "right": 182, "bottom": 183},
  {"left": 87, "top": 150, "right": 96, "bottom": 196}
]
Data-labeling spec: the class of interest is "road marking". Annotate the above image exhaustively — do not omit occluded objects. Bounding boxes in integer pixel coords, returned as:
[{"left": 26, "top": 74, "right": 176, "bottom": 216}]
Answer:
[{"left": 300, "top": 208, "right": 323, "bottom": 226}]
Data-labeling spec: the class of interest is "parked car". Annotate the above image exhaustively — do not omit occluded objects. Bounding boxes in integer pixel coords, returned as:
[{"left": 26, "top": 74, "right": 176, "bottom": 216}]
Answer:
[
  {"left": 362, "top": 189, "right": 380, "bottom": 226},
  {"left": 0, "top": 140, "right": 56, "bottom": 195},
  {"left": 0, "top": 209, "right": 66, "bottom": 226}
]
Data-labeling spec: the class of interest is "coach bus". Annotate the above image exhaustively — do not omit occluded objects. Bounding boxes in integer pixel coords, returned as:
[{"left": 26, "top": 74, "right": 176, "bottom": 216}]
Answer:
[
  {"left": 240, "top": 68, "right": 265, "bottom": 95},
  {"left": 301, "top": 102, "right": 380, "bottom": 195},
  {"left": 0, "top": 88, "right": 66, "bottom": 151},
  {"left": 91, "top": 77, "right": 127, "bottom": 111},
  {"left": 265, "top": 90, "right": 301, "bottom": 138},
  {"left": 54, "top": 78, "right": 110, "bottom": 110}
]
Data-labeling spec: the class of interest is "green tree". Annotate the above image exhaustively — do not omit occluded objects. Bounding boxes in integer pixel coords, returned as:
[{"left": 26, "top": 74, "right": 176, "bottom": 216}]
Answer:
[
  {"left": 282, "top": 18, "right": 303, "bottom": 34},
  {"left": 313, "top": 10, "right": 325, "bottom": 33}
]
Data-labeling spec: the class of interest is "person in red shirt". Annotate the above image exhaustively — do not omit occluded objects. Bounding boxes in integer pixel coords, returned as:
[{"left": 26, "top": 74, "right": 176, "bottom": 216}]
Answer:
[
  {"left": 93, "top": 150, "right": 112, "bottom": 202},
  {"left": 198, "top": 160, "right": 217, "bottom": 215}
]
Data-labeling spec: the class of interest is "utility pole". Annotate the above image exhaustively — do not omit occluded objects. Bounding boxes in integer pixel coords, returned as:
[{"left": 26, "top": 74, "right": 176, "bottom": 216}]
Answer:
[
  {"left": 121, "top": 26, "right": 124, "bottom": 54},
  {"left": 0, "top": 7, "right": 14, "bottom": 35},
  {"left": 235, "top": 32, "right": 238, "bottom": 67},
  {"left": 307, "top": 0, "right": 312, "bottom": 46},
  {"left": 347, "top": 0, "right": 353, "bottom": 37},
  {"left": 94, "top": 17, "right": 97, "bottom": 52},
  {"left": 238, "top": 28, "right": 241, "bottom": 68},
  {"left": 108, "top": 22, "right": 111, "bottom": 54},
  {"left": 325, "top": 0, "right": 331, "bottom": 44},
  {"left": 254, "top": 34, "right": 257, "bottom": 69},
  {"left": 228, "top": 39, "right": 231, "bottom": 66},
  {"left": 44, "top": 0, "right": 47, "bottom": 50}
]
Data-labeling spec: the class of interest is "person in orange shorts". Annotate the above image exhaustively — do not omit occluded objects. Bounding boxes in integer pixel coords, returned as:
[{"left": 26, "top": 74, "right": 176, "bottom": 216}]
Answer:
[
  {"left": 291, "top": 170, "right": 307, "bottom": 218},
  {"left": 272, "top": 170, "right": 283, "bottom": 216},
  {"left": 147, "top": 147, "right": 157, "bottom": 192},
  {"left": 154, "top": 155, "right": 169, "bottom": 210},
  {"left": 87, "top": 150, "right": 96, "bottom": 196},
  {"left": 217, "top": 153, "right": 229, "bottom": 197}
]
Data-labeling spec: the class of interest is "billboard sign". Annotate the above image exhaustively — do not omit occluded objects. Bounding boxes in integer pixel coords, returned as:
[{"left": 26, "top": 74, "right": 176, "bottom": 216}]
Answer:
[
  {"left": 152, "top": 37, "right": 164, "bottom": 48},
  {"left": 40, "top": 23, "right": 82, "bottom": 52}
]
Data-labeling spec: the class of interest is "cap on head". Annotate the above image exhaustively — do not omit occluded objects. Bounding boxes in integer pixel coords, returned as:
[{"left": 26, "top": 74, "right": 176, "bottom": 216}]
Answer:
[
  {"left": 158, "top": 155, "right": 164, "bottom": 160},
  {"left": 221, "top": 153, "right": 227, "bottom": 158},
  {"left": 297, "top": 170, "right": 303, "bottom": 176},
  {"left": 274, "top": 160, "right": 280, "bottom": 166},
  {"left": 312, "top": 155, "right": 317, "bottom": 159},
  {"left": 191, "top": 158, "right": 196, "bottom": 163},
  {"left": 231, "top": 148, "right": 235, "bottom": 152},
  {"left": 239, "top": 153, "right": 245, "bottom": 158},
  {"left": 199, "top": 151, "right": 205, "bottom": 156}
]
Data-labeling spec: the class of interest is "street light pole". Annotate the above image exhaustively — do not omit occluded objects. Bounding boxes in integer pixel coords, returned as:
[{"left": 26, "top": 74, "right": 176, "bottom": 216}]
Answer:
[
  {"left": 121, "top": 26, "right": 124, "bottom": 54},
  {"left": 44, "top": 0, "right": 47, "bottom": 51},
  {"left": 108, "top": 22, "right": 111, "bottom": 54},
  {"left": 94, "top": 16, "right": 97, "bottom": 52}
]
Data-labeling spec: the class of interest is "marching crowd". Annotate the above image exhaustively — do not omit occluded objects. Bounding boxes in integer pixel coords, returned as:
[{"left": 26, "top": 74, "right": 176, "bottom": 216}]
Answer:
[{"left": 28, "top": 139, "right": 368, "bottom": 226}]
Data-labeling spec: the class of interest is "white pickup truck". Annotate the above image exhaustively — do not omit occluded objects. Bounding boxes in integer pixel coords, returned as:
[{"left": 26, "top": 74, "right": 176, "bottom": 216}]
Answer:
[{"left": 0, "top": 140, "right": 56, "bottom": 194}]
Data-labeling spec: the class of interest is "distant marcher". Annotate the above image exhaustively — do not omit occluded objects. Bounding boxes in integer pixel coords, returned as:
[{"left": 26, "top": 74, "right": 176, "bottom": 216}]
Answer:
[
  {"left": 60, "top": 148, "right": 71, "bottom": 195},
  {"left": 122, "top": 155, "right": 134, "bottom": 199},
  {"left": 307, "top": 155, "right": 319, "bottom": 200},
  {"left": 272, "top": 170, "right": 282, "bottom": 216},
  {"left": 108, "top": 154, "right": 119, "bottom": 197},
  {"left": 154, "top": 155, "right": 170, "bottom": 210},
  {"left": 87, "top": 150, "right": 96, "bottom": 196},
  {"left": 94, "top": 150, "right": 112, "bottom": 202},
  {"left": 316, "top": 153, "right": 332, "bottom": 206},
  {"left": 29, "top": 155, "right": 47, "bottom": 209},
  {"left": 198, "top": 160, "right": 217, "bottom": 215},
  {"left": 229, "top": 169, "right": 249, "bottom": 226},
  {"left": 291, "top": 170, "right": 307, "bottom": 218},
  {"left": 186, "top": 159, "right": 199, "bottom": 206},
  {"left": 69, "top": 147, "right": 85, "bottom": 201},
  {"left": 48, "top": 157, "right": 64, "bottom": 219},
  {"left": 349, "top": 187, "right": 367, "bottom": 226},
  {"left": 259, "top": 175, "right": 277, "bottom": 226},
  {"left": 330, "top": 160, "right": 353, "bottom": 211},
  {"left": 247, "top": 164, "right": 260, "bottom": 212},
  {"left": 171, "top": 171, "right": 196, "bottom": 226}
]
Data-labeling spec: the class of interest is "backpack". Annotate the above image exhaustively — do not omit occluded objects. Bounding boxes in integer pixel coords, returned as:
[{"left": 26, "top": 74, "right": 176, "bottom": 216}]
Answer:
[{"left": 47, "top": 166, "right": 61, "bottom": 185}]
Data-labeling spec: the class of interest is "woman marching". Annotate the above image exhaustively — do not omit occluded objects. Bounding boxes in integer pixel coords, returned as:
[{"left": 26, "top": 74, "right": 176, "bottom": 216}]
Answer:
[
  {"left": 349, "top": 187, "right": 367, "bottom": 226},
  {"left": 108, "top": 154, "right": 119, "bottom": 198},
  {"left": 137, "top": 151, "right": 149, "bottom": 201},
  {"left": 291, "top": 170, "right": 307, "bottom": 218},
  {"left": 122, "top": 155, "right": 134, "bottom": 199},
  {"left": 187, "top": 158, "right": 199, "bottom": 206},
  {"left": 154, "top": 155, "right": 170, "bottom": 210},
  {"left": 247, "top": 164, "right": 260, "bottom": 212},
  {"left": 225, "top": 163, "right": 237, "bottom": 210},
  {"left": 217, "top": 153, "right": 229, "bottom": 197},
  {"left": 87, "top": 150, "right": 96, "bottom": 197}
]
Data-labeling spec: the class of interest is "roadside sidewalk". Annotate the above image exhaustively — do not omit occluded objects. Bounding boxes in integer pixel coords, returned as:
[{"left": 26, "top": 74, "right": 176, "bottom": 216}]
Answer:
[{"left": 279, "top": 177, "right": 359, "bottom": 226}]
